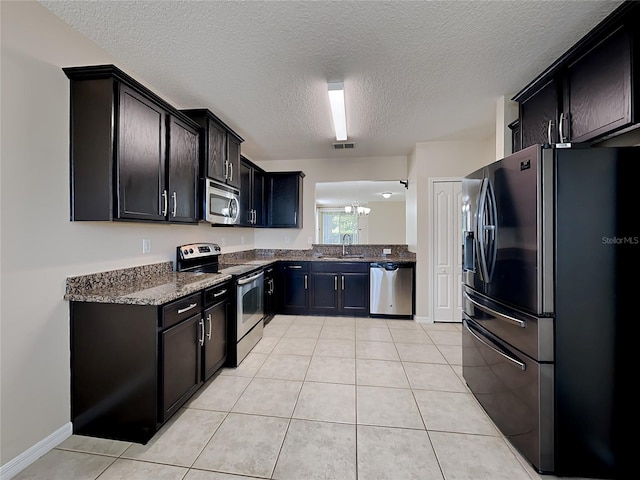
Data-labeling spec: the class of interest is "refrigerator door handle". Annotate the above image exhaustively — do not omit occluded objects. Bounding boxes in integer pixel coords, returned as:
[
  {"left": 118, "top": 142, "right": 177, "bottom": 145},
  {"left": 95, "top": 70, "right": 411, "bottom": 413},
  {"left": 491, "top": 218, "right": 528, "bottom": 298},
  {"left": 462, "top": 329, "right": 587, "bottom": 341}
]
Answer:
[
  {"left": 464, "top": 292, "right": 525, "bottom": 328},
  {"left": 464, "top": 320, "right": 526, "bottom": 370},
  {"left": 476, "top": 179, "right": 492, "bottom": 282},
  {"left": 484, "top": 180, "right": 498, "bottom": 281}
]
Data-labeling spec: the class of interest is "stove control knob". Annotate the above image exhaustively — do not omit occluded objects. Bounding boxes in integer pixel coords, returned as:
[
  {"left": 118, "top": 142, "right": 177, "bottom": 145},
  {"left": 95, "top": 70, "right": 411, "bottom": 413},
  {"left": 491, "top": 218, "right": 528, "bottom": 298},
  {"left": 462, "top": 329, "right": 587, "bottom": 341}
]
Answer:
[
  {"left": 189, "top": 248, "right": 194, "bottom": 254},
  {"left": 183, "top": 249, "right": 189, "bottom": 256}
]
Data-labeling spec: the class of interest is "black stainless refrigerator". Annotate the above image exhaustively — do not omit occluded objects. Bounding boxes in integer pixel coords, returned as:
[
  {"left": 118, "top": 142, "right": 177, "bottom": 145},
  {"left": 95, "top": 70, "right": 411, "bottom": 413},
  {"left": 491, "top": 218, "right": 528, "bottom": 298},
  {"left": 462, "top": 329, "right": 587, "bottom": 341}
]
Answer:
[{"left": 461, "top": 144, "right": 638, "bottom": 479}]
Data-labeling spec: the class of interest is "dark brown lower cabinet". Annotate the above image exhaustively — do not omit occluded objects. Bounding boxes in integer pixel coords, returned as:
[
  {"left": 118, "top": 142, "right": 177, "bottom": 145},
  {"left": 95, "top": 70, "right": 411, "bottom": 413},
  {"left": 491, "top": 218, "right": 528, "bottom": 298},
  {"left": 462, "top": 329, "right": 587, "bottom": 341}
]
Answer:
[
  {"left": 309, "top": 262, "right": 369, "bottom": 316},
  {"left": 70, "top": 287, "right": 229, "bottom": 445},
  {"left": 159, "top": 313, "right": 201, "bottom": 423},
  {"left": 202, "top": 300, "right": 227, "bottom": 382}
]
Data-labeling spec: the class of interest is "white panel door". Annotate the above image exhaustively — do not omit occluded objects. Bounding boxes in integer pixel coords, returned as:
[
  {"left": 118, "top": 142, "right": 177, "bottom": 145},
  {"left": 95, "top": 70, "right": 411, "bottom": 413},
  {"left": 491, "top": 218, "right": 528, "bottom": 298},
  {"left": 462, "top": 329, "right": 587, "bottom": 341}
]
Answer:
[{"left": 432, "top": 180, "right": 462, "bottom": 322}]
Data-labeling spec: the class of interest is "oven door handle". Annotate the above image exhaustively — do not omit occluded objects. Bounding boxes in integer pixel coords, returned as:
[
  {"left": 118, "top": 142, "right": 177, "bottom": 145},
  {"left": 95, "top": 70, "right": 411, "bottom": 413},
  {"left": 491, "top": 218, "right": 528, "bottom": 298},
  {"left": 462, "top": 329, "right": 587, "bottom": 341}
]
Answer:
[
  {"left": 237, "top": 271, "right": 264, "bottom": 285},
  {"left": 464, "top": 320, "right": 526, "bottom": 371},
  {"left": 464, "top": 292, "right": 525, "bottom": 328}
]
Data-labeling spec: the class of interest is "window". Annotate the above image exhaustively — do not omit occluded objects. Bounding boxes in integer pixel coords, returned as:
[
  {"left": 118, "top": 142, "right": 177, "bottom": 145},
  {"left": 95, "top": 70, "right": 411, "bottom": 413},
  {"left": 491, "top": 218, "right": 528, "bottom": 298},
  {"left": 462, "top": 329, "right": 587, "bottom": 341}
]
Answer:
[{"left": 318, "top": 208, "right": 359, "bottom": 244}]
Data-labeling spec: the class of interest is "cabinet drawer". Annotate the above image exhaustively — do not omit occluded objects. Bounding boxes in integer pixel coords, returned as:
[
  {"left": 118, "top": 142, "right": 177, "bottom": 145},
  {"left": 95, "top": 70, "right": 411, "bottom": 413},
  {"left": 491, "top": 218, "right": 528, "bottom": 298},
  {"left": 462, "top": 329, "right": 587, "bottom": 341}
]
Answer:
[
  {"left": 161, "top": 293, "right": 202, "bottom": 329},
  {"left": 203, "top": 282, "right": 230, "bottom": 308},
  {"left": 311, "top": 262, "right": 368, "bottom": 273},
  {"left": 280, "top": 262, "right": 309, "bottom": 272}
]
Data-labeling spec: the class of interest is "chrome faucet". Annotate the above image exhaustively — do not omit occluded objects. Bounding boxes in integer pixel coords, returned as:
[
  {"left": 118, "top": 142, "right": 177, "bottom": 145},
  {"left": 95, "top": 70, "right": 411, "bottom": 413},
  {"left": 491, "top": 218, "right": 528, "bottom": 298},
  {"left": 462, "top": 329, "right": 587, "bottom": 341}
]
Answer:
[{"left": 342, "top": 233, "right": 352, "bottom": 256}]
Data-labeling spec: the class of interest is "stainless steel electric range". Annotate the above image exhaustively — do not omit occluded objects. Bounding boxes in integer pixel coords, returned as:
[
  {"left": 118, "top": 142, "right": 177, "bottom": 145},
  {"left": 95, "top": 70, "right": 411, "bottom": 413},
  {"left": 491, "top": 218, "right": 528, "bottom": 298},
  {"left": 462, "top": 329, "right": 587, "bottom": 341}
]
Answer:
[{"left": 176, "top": 243, "right": 264, "bottom": 367}]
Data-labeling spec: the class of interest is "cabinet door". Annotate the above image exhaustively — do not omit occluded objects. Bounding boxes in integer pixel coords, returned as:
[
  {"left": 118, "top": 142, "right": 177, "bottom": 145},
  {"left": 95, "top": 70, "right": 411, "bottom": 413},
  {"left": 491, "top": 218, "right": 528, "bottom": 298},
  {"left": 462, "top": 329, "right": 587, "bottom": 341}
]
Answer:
[
  {"left": 203, "top": 301, "right": 227, "bottom": 381},
  {"left": 227, "top": 135, "right": 241, "bottom": 189},
  {"left": 340, "top": 272, "right": 369, "bottom": 315},
  {"left": 564, "top": 27, "right": 632, "bottom": 142},
  {"left": 310, "top": 272, "right": 339, "bottom": 314},
  {"left": 206, "top": 118, "right": 227, "bottom": 182},
  {"left": 160, "top": 314, "right": 202, "bottom": 422},
  {"left": 118, "top": 85, "right": 166, "bottom": 221},
  {"left": 168, "top": 116, "right": 199, "bottom": 223},
  {"left": 263, "top": 269, "right": 277, "bottom": 321},
  {"left": 268, "top": 172, "right": 303, "bottom": 228},
  {"left": 252, "top": 168, "right": 265, "bottom": 227},
  {"left": 519, "top": 79, "right": 559, "bottom": 149},
  {"left": 238, "top": 161, "right": 253, "bottom": 226},
  {"left": 281, "top": 267, "right": 308, "bottom": 314}
]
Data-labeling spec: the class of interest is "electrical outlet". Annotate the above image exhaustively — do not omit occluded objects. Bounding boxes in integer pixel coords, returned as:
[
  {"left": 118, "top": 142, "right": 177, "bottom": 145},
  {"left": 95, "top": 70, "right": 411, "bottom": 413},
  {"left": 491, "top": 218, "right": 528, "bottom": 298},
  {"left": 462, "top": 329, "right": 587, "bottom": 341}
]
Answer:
[
  {"left": 220, "top": 236, "right": 226, "bottom": 246},
  {"left": 307, "top": 236, "right": 313, "bottom": 244},
  {"left": 241, "top": 236, "right": 245, "bottom": 244},
  {"left": 284, "top": 235, "right": 291, "bottom": 244},
  {"left": 142, "top": 238, "right": 151, "bottom": 254},
  {"left": 383, "top": 248, "right": 391, "bottom": 255}
]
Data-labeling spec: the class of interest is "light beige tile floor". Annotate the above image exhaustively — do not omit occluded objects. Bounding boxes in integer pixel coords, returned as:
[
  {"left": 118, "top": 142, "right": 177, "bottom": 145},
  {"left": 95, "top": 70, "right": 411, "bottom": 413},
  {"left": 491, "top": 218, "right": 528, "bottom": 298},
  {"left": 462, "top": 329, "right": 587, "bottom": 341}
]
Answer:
[{"left": 13, "top": 315, "right": 602, "bottom": 480}]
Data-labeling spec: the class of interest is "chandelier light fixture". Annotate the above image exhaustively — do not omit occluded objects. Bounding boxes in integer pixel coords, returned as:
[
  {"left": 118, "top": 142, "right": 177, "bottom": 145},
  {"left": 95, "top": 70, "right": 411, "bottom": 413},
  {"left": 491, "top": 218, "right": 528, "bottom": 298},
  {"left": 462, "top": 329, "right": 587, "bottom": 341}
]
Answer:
[
  {"left": 381, "top": 192, "right": 392, "bottom": 199},
  {"left": 345, "top": 201, "right": 370, "bottom": 216},
  {"left": 328, "top": 81, "right": 347, "bottom": 141}
]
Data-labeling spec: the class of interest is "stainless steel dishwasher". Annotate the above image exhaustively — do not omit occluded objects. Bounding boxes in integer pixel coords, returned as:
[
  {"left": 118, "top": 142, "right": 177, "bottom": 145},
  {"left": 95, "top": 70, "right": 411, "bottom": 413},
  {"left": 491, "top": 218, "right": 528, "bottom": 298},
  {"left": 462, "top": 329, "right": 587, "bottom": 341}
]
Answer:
[{"left": 369, "top": 262, "right": 414, "bottom": 318}]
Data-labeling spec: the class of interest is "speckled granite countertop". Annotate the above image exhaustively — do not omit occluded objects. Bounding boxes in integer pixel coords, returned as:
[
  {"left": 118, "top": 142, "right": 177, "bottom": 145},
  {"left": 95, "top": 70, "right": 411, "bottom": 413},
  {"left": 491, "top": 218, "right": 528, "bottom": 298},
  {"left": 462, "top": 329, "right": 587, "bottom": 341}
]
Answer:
[
  {"left": 65, "top": 246, "right": 416, "bottom": 306},
  {"left": 64, "top": 261, "right": 231, "bottom": 306}
]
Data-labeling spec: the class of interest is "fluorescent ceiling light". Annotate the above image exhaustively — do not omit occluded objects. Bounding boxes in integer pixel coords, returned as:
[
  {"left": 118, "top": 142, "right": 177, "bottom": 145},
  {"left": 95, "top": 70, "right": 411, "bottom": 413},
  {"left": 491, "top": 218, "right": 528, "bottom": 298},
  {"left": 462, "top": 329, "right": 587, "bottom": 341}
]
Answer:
[
  {"left": 382, "top": 192, "right": 392, "bottom": 199},
  {"left": 328, "top": 82, "right": 347, "bottom": 141}
]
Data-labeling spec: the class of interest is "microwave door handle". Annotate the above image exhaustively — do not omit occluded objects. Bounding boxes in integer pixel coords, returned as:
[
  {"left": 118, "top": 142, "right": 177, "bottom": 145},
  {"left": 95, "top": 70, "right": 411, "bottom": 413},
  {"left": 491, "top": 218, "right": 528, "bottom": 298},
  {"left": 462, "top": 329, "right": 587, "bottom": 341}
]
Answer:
[{"left": 464, "top": 321, "right": 526, "bottom": 370}]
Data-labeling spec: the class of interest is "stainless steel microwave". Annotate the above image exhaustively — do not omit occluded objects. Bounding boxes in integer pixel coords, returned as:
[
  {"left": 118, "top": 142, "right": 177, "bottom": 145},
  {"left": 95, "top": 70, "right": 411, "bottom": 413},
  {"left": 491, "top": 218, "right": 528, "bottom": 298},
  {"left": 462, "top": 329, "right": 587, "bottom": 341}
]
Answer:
[{"left": 205, "top": 178, "right": 239, "bottom": 225}]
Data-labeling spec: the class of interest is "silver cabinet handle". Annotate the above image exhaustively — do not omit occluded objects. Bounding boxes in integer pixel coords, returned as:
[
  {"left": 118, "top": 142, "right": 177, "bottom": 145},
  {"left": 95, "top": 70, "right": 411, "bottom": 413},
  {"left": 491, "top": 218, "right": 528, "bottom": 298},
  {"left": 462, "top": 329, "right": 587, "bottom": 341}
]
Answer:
[
  {"left": 464, "top": 320, "right": 525, "bottom": 370},
  {"left": 172, "top": 192, "right": 177, "bottom": 217},
  {"left": 342, "top": 276, "right": 345, "bottom": 290},
  {"left": 294, "top": 211, "right": 297, "bottom": 225},
  {"left": 224, "top": 160, "right": 229, "bottom": 180},
  {"left": 213, "top": 289, "right": 227, "bottom": 298},
  {"left": 464, "top": 292, "right": 525, "bottom": 328},
  {"left": 229, "top": 162, "right": 233, "bottom": 182},
  {"left": 289, "top": 265, "right": 302, "bottom": 269},
  {"left": 334, "top": 275, "right": 338, "bottom": 291},
  {"left": 304, "top": 274, "right": 308, "bottom": 290},
  {"left": 207, "top": 314, "right": 212, "bottom": 340},
  {"left": 199, "top": 318, "right": 205, "bottom": 347},
  {"left": 559, "top": 113, "right": 566, "bottom": 142},
  {"left": 177, "top": 302, "right": 198, "bottom": 314},
  {"left": 547, "top": 120, "right": 553, "bottom": 144},
  {"left": 161, "top": 190, "right": 168, "bottom": 216}
]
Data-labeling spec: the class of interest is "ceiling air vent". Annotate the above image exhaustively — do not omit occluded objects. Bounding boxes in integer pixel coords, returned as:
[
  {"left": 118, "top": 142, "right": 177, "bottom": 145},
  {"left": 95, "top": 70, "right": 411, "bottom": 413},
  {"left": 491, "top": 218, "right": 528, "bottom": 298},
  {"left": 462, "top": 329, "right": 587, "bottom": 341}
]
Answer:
[{"left": 332, "top": 142, "right": 356, "bottom": 150}]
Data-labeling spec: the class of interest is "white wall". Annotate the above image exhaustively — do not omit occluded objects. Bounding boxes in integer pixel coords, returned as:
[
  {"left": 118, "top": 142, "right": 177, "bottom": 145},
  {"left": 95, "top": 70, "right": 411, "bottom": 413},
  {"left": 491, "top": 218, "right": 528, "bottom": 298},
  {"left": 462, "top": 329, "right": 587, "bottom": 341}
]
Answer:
[
  {"left": 254, "top": 156, "right": 407, "bottom": 249},
  {"left": 408, "top": 140, "right": 494, "bottom": 321},
  {"left": 366, "top": 201, "right": 405, "bottom": 244},
  {"left": 0, "top": 1, "right": 255, "bottom": 468}
]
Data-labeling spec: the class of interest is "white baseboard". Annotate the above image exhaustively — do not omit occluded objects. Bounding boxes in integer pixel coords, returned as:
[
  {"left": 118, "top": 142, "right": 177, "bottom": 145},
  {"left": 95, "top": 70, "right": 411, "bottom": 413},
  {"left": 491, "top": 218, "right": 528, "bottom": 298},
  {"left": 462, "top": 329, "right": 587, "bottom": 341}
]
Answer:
[
  {"left": 0, "top": 422, "right": 72, "bottom": 480},
  {"left": 414, "top": 315, "right": 432, "bottom": 324}
]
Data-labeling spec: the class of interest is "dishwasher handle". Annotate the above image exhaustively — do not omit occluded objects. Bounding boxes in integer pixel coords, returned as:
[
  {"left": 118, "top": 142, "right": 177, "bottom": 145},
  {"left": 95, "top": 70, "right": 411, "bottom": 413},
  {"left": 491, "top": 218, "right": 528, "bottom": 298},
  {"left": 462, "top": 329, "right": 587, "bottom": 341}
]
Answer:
[{"left": 370, "top": 262, "right": 411, "bottom": 271}]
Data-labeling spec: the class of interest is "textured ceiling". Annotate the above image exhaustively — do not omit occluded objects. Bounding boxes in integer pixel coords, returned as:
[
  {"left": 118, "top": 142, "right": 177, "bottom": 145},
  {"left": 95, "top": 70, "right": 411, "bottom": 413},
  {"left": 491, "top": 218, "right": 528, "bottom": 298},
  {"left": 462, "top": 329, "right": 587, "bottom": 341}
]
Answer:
[{"left": 39, "top": 0, "right": 623, "bottom": 161}]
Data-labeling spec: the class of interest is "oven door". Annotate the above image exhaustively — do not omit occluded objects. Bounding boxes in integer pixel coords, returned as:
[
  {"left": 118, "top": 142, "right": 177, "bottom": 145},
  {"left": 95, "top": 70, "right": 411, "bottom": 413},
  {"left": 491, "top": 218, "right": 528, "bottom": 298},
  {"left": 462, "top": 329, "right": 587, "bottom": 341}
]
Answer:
[
  {"left": 205, "top": 179, "right": 240, "bottom": 225},
  {"left": 236, "top": 271, "right": 264, "bottom": 340}
]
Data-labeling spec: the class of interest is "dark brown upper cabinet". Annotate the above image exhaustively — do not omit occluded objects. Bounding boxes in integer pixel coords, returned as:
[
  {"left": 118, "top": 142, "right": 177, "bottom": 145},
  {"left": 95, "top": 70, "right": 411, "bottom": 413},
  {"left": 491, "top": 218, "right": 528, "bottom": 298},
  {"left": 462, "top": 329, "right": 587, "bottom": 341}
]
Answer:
[
  {"left": 64, "top": 64, "right": 200, "bottom": 224},
  {"left": 239, "top": 156, "right": 265, "bottom": 227},
  {"left": 181, "top": 109, "right": 243, "bottom": 190},
  {"left": 513, "top": 2, "right": 640, "bottom": 151},
  {"left": 266, "top": 171, "right": 305, "bottom": 228},
  {"left": 563, "top": 27, "right": 632, "bottom": 142}
]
